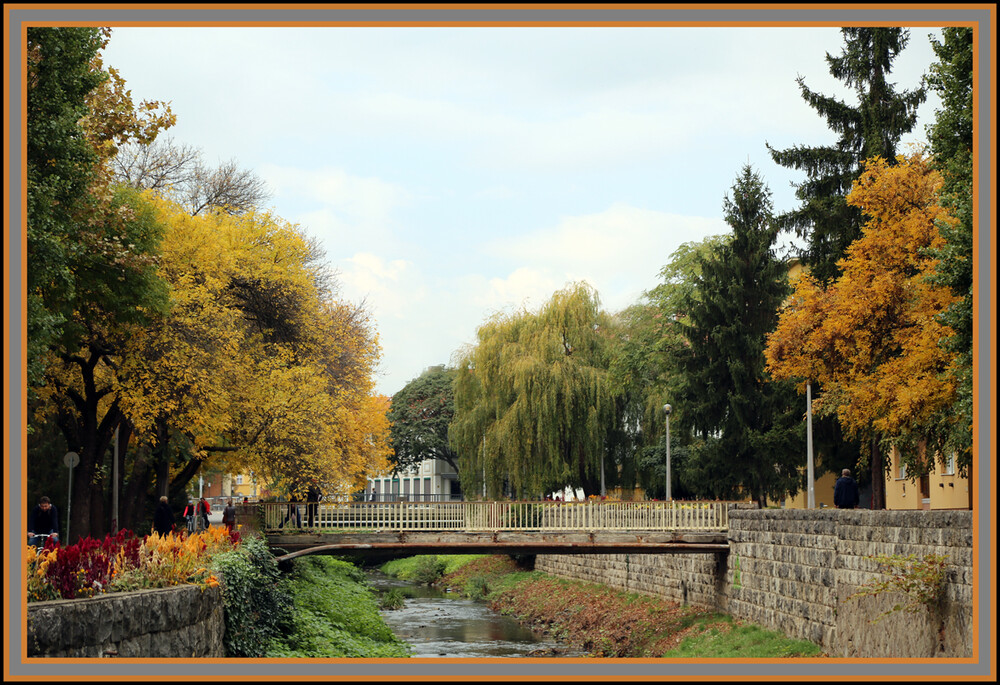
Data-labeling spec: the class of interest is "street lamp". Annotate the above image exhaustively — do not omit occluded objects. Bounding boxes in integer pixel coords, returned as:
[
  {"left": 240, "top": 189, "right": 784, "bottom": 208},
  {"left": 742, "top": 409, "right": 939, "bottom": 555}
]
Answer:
[
  {"left": 663, "top": 404, "right": 672, "bottom": 501},
  {"left": 806, "top": 382, "right": 815, "bottom": 508}
]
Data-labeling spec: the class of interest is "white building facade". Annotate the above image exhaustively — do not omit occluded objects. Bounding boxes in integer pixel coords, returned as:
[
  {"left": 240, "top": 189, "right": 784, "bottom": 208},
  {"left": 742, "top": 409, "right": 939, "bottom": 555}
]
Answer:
[{"left": 367, "top": 457, "right": 462, "bottom": 502}]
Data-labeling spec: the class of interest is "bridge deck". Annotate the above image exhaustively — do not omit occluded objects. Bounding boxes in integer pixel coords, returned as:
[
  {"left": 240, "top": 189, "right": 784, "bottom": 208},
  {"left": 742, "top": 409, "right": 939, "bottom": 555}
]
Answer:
[
  {"left": 268, "top": 530, "right": 729, "bottom": 560},
  {"left": 258, "top": 501, "right": 735, "bottom": 560}
]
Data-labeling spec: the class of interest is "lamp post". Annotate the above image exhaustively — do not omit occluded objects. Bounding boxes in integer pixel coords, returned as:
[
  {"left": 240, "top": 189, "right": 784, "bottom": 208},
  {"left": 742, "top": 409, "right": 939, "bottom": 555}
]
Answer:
[
  {"left": 806, "top": 382, "right": 815, "bottom": 509},
  {"left": 663, "top": 404, "right": 672, "bottom": 501}
]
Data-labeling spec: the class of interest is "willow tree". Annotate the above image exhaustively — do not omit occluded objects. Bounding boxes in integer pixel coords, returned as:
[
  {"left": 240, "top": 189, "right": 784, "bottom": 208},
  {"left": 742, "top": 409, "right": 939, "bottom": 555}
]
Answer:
[{"left": 450, "top": 283, "right": 618, "bottom": 499}]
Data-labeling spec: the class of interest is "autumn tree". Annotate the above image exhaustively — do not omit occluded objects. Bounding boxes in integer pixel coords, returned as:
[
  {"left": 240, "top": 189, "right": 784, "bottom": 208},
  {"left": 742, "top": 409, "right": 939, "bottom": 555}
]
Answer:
[
  {"left": 450, "top": 283, "right": 618, "bottom": 499},
  {"left": 388, "top": 365, "right": 460, "bottom": 475},
  {"left": 767, "top": 27, "right": 927, "bottom": 284},
  {"left": 924, "top": 27, "right": 974, "bottom": 472},
  {"left": 675, "top": 166, "right": 804, "bottom": 507},
  {"left": 765, "top": 154, "right": 961, "bottom": 507},
  {"left": 111, "top": 198, "right": 390, "bottom": 518},
  {"left": 27, "top": 28, "right": 386, "bottom": 539}
]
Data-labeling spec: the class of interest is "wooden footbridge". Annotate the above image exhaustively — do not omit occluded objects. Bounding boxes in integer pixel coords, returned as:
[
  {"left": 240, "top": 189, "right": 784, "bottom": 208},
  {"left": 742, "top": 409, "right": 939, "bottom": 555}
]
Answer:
[{"left": 261, "top": 500, "right": 733, "bottom": 562}]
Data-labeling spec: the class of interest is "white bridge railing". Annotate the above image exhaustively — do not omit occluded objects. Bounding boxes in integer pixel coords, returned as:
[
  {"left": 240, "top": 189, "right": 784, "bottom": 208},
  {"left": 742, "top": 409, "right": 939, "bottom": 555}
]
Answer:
[{"left": 261, "top": 500, "right": 732, "bottom": 533}]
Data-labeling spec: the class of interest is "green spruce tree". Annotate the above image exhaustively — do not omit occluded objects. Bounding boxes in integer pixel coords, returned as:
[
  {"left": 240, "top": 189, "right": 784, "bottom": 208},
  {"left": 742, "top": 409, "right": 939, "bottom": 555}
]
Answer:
[
  {"left": 677, "top": 166, "right": 803, "bottom": 507},
  {"left": 768, "top": 27, "right": 927, "bottom": 284},
  {"left": 924, "top": 27, "right": 974, "bottom": 474}
]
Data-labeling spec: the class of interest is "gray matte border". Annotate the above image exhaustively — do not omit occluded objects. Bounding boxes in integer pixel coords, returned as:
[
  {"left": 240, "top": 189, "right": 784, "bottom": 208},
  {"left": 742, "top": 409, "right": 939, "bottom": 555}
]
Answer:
[{"left": 5, "top": 4, "right": 993, "bottom": 681}]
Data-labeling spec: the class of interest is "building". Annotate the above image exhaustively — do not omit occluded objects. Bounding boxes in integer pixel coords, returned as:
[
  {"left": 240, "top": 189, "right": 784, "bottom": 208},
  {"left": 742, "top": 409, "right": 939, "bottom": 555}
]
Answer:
[
  {"left": 884, "top": 447, "right": 972, "bottom": 510},
  {"left": 197, "top": 471, "right": 262, "bottom": 502},
  {"left": 782, "top": 470, "right": 840, "bottom": 509},
  {"left": 367, "top": 457, "right": 462, "bottom": 502}
]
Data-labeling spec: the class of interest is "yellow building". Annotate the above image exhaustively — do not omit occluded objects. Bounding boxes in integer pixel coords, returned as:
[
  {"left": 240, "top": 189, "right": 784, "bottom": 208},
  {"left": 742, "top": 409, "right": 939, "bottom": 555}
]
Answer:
[
  {"left": 782, "top": 470, "right": 840, "bottom": 509},
  {"left": 884, "top": 447, "right": 972, "bottom": 510}
]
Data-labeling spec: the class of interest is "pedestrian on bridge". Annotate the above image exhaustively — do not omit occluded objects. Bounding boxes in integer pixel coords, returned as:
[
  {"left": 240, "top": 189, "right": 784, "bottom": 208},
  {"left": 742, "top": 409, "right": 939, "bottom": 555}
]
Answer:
[
  {"left": 306, "top": 483, "right": 322, "bottom": 528},
  {"left": 279, "top": 499, "right": 301, "bottom": 528}
]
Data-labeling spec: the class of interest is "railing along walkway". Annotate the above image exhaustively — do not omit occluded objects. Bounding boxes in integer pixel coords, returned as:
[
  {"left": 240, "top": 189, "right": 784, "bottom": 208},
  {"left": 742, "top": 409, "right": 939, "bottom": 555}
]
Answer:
[{"left": 261, "top": 500, "right": 731, "bottom": 533}]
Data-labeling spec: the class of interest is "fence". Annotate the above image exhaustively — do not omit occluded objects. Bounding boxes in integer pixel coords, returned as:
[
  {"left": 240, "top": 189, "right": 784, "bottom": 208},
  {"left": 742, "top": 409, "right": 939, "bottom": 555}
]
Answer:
[{"left": 260, "top": 500, "right": 733, "bottom": 533}]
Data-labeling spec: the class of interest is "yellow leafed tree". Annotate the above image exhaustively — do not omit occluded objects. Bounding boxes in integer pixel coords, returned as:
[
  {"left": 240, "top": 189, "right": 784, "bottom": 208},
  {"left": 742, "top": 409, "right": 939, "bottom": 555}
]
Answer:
[
  {"left": 765, "top": 153, "right": 961, "bottom": 493},
  {"left": 112, "top": 194, "right": 391, "bottom": 508}
]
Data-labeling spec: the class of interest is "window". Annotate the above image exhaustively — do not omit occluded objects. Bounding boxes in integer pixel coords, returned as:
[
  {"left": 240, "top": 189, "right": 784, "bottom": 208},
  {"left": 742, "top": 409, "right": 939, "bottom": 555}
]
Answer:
[
  {"left": 943, "top": 453, "right": 956, "bottom": 476},
  {"left": 898, "top": 459, "right": 907, "bottom": 480},
  {"left": 236, "top": 475, "right": 244, "bottom": 485}
]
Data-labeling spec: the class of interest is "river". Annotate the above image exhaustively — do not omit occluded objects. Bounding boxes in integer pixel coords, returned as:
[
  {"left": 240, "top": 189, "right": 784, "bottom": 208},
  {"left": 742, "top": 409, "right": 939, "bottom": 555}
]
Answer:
[{"left": 368, "top": 571, "right": 586, "bottom": 658}]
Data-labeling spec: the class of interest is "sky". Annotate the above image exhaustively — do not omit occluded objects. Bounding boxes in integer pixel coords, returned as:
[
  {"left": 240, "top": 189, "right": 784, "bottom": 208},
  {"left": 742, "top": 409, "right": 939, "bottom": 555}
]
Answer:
[{"left": 100, "top": 26, "right": 944, "bottom": 397}]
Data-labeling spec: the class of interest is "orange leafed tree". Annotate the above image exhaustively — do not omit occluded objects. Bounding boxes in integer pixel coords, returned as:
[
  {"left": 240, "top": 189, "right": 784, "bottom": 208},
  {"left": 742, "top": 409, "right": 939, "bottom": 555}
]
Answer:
[{"left": 765, "top": 153, "right": 961, "bottom": 495}]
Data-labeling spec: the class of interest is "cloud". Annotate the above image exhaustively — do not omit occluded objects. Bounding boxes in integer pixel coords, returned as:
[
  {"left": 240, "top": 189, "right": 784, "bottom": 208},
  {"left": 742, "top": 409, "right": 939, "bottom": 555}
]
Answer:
[
  {"left": 260, "top": 165, "right": 411, "bottom": 222},
  {"left": 337, "top": 253, "right": 425, "bottom": 320},
  {"left": 486, "top": 203, "right": 728, "bottom": 311}
]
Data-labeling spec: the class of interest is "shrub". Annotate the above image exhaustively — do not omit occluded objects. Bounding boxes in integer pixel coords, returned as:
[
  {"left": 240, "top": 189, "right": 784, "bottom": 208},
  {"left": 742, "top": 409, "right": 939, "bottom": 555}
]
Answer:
[
  {"left": 411, "top": 555, "right": 447, "bottom": 585},
  {"left": 463, "top": 575, "right": 490, "bottom": 601},
  {"left": 845, "top": 553, "right": 951, "bottom": 623},
  {"left": 212, "top": 534, "right": 293, "bottom": 657}
]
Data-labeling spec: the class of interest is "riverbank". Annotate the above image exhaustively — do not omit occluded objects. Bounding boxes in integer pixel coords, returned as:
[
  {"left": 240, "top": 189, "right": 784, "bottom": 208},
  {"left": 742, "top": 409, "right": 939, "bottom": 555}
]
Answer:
[
  {"left": 384, "top": 554, "right": 825, "bottom": 658},
  {"left": 266, "top": 555, "right": 411, "bottom": 658}
]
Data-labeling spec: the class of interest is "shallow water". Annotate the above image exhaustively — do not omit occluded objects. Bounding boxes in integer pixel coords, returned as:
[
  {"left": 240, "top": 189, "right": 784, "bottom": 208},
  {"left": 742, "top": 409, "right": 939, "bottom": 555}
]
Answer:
[{"left": 368, "top": 571, "right": 584, "bottom": 658}]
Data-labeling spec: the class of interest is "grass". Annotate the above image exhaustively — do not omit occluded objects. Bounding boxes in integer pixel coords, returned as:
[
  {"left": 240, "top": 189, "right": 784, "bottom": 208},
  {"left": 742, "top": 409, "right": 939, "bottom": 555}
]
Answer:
[
  {"left": 265, "top": 556, "right": 411, "bottom": 658},
  {"left": 660, "top": 615, "right": 823, "bottom": 658},
  {"left": 379, "top": 554, "right": 486, "bottom": 582}
]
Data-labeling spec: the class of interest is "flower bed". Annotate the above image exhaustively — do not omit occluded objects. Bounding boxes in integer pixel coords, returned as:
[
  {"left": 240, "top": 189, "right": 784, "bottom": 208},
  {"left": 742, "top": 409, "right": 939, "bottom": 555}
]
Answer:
[{"left": 26, "top": 526, "right": 240, "bottom": 602}]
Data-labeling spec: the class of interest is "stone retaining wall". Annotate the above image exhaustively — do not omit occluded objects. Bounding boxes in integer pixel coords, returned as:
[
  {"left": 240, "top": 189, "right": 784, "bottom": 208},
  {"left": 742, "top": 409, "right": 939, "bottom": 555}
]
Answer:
[
  {"left": 535, "top": 509, "right": 974, "bottom": 658},
  {"left": 26, "top": 584, "right": 225, "bottom": 658}
]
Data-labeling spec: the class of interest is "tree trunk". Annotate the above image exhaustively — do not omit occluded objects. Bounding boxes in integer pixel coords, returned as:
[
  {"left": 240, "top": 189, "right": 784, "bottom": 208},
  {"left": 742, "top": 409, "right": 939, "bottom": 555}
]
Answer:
[
  {"left": 870, "top": 436, "right": 886, "bottom": 510},
  {"left": 57, "top": 346, "right": 122, "bottom": 544},
  {"left": 154, "top": 417, "right": 171, "bottom": 498},
  {"left": 120, "top": 423, "right": 158, "bottom": 534}
]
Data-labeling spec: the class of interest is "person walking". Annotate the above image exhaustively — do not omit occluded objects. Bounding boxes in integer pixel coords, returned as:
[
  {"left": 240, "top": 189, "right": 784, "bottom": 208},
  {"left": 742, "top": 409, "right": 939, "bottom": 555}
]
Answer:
[
  {"left": 27, "top": 496, "right": 60, "bottom": 547},
  {"left": 222, "top": 499, "right": 237, "bottom": 533},
  {"left": 153, "top": 495, "right": 176, "bottom": 536},
  {"left": 834, "top": 469, "right": 861, "bottom": 509},
  {"left": 199, "top": 497, "right": 211, "bottom": 529}
]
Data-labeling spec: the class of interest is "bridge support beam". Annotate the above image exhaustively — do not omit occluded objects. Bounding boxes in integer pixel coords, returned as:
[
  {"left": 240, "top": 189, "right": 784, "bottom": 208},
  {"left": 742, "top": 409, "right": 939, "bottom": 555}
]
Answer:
[{"left": 268, "top": 530, "right": 729, "bottom": 562}]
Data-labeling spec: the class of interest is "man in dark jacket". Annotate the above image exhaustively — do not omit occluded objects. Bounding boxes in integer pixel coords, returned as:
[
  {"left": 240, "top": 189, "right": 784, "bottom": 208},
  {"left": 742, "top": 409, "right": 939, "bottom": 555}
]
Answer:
[
  {"left": 834, "top": 469, "right": 861, "bottom": 509},
  {"left": 153, "top": 496, "right": 176, "bottom": 536},
  {"left": 306, "top": 482, "right": 322, "bottom": 528},
  {"left": 27, "top": 496, "right": 60, "bottom": 546},
  {"left": 222, "top": 499, "right": 237, "bottom": 532}
]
